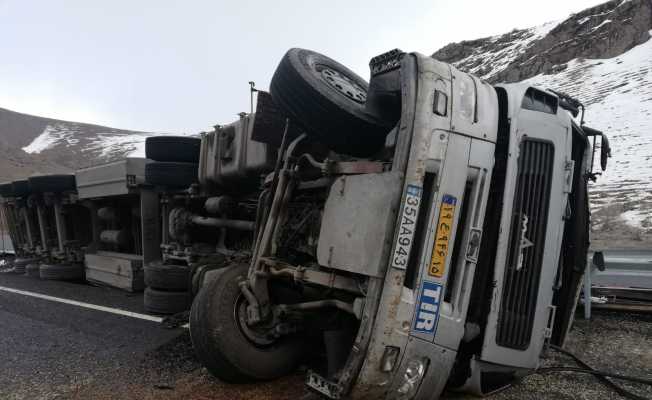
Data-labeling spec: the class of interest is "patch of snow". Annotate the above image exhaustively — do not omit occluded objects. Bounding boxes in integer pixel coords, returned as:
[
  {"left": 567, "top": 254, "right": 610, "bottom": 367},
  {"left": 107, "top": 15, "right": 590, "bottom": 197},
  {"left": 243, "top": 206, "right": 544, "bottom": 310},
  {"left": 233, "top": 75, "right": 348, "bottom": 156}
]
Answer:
[
  {"left": 620, "top": 210, "right": 647, "bottom": 228},
  {"left": 22, "top": 124, "right": 66, "bottom": 154},
  {"left": 524, "top": 36, "right": 652, "bottom": 224},
  {"left": 530, "top": 20, "right": 560, "bottom": 38},
  {"left": 590, "top": 19, "right": 612, "bottom": 32},
  {"left": 578, "top": 16, "right": 591, "bottom": 25},
  {"left": 454, "top": 20, "right": 560, "bottom": 81},
  {"left": 20, "top": 122, "right": 175, "bottom": 160}
]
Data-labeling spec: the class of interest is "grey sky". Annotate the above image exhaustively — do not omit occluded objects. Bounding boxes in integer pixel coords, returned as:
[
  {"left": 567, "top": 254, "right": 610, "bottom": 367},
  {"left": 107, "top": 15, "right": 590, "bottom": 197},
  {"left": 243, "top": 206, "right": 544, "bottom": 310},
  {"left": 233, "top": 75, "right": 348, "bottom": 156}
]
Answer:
[{"left": 0, "top": 0, "right": 605, "bottom": 133}]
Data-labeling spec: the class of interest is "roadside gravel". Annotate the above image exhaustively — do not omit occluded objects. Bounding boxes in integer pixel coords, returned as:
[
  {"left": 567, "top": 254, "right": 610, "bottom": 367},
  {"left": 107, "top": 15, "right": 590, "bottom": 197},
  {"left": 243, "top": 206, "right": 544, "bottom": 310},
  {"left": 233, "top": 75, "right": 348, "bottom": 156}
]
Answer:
[
  {"left": 55, "top": 310, "right": 651, "bottom": 400},
  {"left": 447, "top": 311, "right": 652, "bottom": 400}
]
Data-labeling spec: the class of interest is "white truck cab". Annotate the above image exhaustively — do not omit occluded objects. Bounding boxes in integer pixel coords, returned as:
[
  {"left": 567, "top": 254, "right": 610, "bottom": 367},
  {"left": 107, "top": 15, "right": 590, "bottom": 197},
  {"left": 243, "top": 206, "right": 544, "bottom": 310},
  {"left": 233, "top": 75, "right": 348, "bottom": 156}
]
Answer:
[{"left": 187, "top": 49, "right": 605, "bottom": 400}]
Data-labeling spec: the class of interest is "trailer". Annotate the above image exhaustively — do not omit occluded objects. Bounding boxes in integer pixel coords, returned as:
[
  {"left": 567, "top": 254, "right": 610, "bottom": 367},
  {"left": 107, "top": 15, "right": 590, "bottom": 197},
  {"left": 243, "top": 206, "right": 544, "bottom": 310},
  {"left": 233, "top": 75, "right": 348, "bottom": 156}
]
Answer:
[
  {"left": 75, "top": 158, "right": 160, "bottom": 292},
  {"left": 0, "top": 180, "right": 42, "bottom": 264},
  {"left": 0, "top": 175, "right": 89, "bottom": 277}
]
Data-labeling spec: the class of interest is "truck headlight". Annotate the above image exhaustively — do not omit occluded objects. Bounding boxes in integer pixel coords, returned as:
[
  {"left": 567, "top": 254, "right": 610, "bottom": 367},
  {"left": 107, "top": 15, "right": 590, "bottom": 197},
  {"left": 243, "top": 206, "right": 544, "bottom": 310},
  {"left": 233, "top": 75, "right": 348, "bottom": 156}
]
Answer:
[{"left": 397, "top": 358, "right": 427, "bottom": 398}]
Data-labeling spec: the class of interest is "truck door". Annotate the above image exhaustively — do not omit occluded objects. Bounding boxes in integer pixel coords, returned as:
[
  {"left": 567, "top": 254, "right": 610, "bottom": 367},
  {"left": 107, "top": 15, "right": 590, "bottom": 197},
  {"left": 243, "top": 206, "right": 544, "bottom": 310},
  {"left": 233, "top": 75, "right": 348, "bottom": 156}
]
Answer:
[{"left": 409, "top": 68, "right": 497, "bottom": 349}]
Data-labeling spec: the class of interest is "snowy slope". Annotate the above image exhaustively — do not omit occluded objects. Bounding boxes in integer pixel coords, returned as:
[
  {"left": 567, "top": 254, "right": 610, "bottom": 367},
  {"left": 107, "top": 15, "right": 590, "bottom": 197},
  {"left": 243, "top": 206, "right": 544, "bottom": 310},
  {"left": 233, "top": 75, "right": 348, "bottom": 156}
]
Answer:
[
  {"left": 448, "top": 21, "right": 561, "bottom": 81},
  {"left": 432, "top": 0, "right": 652, "bottom": 246},
  {"left": 22, "top": 122, "right": 158, "bottom": 159},
  {"left": 0, "top": 106, "right": 186, "bottom": 181},
  {"left": 525, "top": 33, "right": 652, "bottom": 191},
  {"left": 524, "top": 34, "right": 652, "bottom": 240}
]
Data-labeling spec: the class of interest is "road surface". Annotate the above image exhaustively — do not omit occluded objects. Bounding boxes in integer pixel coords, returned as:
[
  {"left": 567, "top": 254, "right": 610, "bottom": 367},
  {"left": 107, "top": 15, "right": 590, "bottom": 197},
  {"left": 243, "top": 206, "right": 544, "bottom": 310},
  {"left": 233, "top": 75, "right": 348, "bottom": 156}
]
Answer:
[
  {"left": 0, "top": 258, "right": 649, "bottom": 400},
  {"left": 0, "top": 271, "right": 307, "bottom": 400}
]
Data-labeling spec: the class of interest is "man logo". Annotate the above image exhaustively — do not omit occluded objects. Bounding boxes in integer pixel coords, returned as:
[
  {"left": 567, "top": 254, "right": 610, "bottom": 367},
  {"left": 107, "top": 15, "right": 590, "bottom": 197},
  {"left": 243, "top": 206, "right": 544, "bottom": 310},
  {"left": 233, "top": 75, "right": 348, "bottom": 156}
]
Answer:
[{"left": 517, "top": 214, "right": 534, "bottom": 271}]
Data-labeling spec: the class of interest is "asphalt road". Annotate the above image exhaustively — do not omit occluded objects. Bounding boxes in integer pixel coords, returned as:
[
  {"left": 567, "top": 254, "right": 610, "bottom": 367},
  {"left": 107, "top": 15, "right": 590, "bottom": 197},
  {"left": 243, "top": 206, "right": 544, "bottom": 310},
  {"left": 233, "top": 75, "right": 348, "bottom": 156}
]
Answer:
[
  {"left": 0, "top": 261, "right": 649, "bottom": 400},
  {"left": 0, "top": 269, "right": 308, "bottom": 400},
  {"left": 0, "top": 271, "right": 184, "bottom": 400}
]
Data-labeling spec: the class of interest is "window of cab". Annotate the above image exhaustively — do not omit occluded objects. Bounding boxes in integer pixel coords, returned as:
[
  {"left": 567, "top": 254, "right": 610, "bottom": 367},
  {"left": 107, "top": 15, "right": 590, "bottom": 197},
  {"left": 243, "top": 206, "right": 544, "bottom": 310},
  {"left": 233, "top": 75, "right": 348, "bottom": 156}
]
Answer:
[{"left": 521, "top": 87, "right": 558, "bottom": 115}]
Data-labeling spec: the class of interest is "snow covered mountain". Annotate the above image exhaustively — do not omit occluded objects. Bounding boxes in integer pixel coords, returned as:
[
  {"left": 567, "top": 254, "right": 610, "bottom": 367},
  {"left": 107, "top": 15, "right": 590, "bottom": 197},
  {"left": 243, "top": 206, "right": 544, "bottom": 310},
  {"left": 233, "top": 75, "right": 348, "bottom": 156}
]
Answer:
[
  {"left": 433, "top": 0, "right": 652, "bottom": 247},
  {"left": 21, "top": 122, "right": 155, "bottom": 161},
  {"left": 0, "top": 107, "right": 172, "bottom": 182}
]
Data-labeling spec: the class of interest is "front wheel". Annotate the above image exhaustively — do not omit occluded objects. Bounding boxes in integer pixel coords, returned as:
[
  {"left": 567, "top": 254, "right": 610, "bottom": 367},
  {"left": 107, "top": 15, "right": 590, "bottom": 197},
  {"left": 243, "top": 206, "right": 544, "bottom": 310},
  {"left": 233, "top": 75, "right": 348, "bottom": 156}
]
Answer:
[{"left": 189, "top": 264, "right": 304, "bottom": 383}]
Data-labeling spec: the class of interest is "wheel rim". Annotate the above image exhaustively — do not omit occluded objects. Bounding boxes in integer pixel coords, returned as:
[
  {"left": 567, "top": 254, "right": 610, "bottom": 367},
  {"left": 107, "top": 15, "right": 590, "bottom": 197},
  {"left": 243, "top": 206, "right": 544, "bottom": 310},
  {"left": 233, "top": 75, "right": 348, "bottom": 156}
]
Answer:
[
  {"left": 318, "top": 65, "right": 367, "bottom": 104},
  {"left": 234, "top": 293, "right": 276, "bottom": 347}
]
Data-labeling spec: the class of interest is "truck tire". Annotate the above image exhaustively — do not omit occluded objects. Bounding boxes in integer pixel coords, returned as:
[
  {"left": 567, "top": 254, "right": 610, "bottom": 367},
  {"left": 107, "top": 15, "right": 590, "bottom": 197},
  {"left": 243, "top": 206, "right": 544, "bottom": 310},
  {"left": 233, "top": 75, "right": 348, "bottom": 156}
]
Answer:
[
  {"left": 13, "top": 257, "right": 40, "bottom": 274},
  {"left": 13, "top": 262, "right": 27, "bottom": 274},
  {"left": 40, "top": 263, "right": 84, "bottom": 281},
  {"left": 145, "top": 136, "right": 201, "bottom": 163},
  {"left": 28, "top": 174, "right": 76, "bottom": 193},
  {"left": 145, "top": 161, "right": 198, "bottom": 187},
  {"left": 144, "top": 287, "right": 190, "bottom": 315},
  {"left": 270, "top": 48, "right": 392, "bottom": 157},
  {"left": 11, "top": 180, "right": 31, "bottom": 198},
  {"left": 189, "top": 263, "right": 304, "bottom": 383},
  {"left": 0, "top": 182, "right": 14, "bottom": 197},
  {"left": 144, "top": 261, "right": 190, "bottom": 291},
  {"left": 26, "top": 263, "right": 41, "bottom": 277}
]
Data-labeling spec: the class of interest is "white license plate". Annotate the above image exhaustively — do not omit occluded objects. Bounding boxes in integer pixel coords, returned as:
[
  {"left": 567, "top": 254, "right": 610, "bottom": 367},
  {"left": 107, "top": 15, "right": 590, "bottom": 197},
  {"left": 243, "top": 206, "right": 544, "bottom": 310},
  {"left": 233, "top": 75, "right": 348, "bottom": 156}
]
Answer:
[{"left": 391, "top": 184, "right": 422, "bottom": 270}]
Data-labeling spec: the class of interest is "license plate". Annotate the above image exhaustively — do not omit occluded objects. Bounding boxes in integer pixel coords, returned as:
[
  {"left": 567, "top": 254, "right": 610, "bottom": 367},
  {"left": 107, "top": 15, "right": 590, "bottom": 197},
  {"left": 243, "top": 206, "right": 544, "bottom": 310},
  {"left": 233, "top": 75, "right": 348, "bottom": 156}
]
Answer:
[
  {"left": 306, "top": 371, "right": 341, "bottom": 399},
  {"left": 428, "top": 194, "right": 457, "bottom": 278},
  {"left": 391, "top": 185, "right": 422, "bottom": 270}
]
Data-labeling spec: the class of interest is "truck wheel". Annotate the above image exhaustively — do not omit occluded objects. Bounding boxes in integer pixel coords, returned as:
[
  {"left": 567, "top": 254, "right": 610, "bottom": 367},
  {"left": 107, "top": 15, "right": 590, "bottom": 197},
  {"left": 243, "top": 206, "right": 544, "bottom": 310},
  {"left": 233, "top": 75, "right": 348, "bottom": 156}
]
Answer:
[
  {"left": 190, "top": 263, "right": 304, "bottom": 383},
  {"left": 39, "top": 263, "right": 84, "bottom": 281},
  {"left": 144, "top": 261, "right": 190, "bottom": 291},
  {"left": 13, "top": 257, "right": 40, "bottom": 274},
  {"left": 270, "top": 48, "right": 392, "bottom": 157},
  {"left": 26, "top": 263, "right": 41, "bottom": 277},
  {"left": 28, "top": 174, "right": 76, "bottom": 193},
  {"left": 145, "top": 136, "right": 201, "bottom": 163},
  {"left": 13, "top": 262, "right": 27, "bottom": 274},
  {"left": 144, "top": 287, "right": 190, "bottom": 314},
  {"left": 145, "top": 161, "right": 198, "bottom": 187},
  {"left": 0, "top": 182, "right": 14, "bottom": 197},
  {"left": 11, "top": 180, "right": 31, "bottom": 198}
]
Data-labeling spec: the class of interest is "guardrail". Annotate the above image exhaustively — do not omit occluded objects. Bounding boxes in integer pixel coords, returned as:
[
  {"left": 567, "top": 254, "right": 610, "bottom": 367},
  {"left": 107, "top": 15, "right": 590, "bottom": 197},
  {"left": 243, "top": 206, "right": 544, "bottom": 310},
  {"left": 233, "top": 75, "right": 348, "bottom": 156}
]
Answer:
[{"left": 583, "top": 249, "right": 652, "bottom": 318}]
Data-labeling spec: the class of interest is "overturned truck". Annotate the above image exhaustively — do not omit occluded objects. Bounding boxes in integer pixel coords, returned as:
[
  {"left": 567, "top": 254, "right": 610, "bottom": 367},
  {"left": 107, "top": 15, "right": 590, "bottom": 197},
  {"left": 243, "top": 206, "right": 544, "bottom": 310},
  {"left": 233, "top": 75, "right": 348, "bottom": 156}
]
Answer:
[
  {"left": 179, "top": 48, "right": 608, "bottom": 399},
  {"left": 0, "top": 175, "right": 91, "bottom": 278}
]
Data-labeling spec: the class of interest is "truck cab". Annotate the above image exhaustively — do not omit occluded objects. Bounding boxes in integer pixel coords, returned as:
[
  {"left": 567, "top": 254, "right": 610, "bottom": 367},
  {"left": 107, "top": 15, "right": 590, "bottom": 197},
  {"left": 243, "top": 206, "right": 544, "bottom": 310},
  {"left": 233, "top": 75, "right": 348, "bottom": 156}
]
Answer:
[{"left": 188, "top": 49, "right": 603, "bottom": 400}]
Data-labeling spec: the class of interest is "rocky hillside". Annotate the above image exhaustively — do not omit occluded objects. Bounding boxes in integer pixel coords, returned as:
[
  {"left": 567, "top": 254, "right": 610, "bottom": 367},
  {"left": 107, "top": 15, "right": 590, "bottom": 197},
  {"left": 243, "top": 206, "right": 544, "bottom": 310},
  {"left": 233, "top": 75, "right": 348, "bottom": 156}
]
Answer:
[
  {"left": 434, "top": 0, "right": 651, "bottom": 82},
  {"left": 0, "top": 107, "right": 168, "bottom": 182},
  {"left": 433, "top": 0, "right": 652, "bottom": 247}
]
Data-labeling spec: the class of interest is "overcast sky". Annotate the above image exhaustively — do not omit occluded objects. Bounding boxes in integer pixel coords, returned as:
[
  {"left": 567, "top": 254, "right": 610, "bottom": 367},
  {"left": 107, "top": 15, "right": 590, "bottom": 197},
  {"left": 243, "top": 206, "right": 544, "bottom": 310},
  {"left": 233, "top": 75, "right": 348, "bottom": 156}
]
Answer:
[{"left": 0, "top": 0, "right": 606, "bottom": 133}]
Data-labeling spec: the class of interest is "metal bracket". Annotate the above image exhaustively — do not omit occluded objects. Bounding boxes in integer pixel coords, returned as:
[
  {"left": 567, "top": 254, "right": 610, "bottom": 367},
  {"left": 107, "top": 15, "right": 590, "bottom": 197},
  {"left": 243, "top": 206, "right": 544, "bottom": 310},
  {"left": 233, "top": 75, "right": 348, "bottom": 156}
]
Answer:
[
  {"left": 306, "top": 370, "right": 343, "bottom": 399},
  {"left": 544, "top": 304, "right": 557, "bottom": 341},
  {"left": 369, "top": 49, "right": 405, "bottom": 76},
  {"left": 563, "top": 160, "right": 575, "bottom": 194}
]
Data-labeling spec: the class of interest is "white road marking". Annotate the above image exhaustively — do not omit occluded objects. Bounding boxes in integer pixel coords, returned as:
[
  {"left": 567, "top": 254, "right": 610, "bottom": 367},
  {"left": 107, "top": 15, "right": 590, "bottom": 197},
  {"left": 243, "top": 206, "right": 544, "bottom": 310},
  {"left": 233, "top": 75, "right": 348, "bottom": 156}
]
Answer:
[{"left": 0, "top": 285, "right": 164, "bottom": 323}]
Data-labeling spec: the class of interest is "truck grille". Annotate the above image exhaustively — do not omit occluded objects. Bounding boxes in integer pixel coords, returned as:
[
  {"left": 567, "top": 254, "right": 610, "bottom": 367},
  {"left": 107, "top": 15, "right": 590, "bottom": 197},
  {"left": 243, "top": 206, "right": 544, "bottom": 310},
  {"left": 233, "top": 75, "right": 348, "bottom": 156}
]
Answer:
[{"left": 497, "top": 139, "right": 554, "bottom": 350}]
